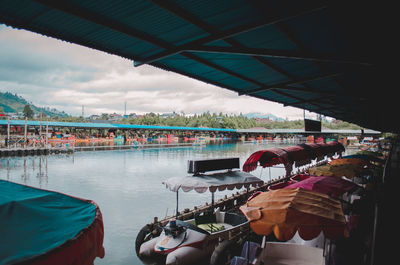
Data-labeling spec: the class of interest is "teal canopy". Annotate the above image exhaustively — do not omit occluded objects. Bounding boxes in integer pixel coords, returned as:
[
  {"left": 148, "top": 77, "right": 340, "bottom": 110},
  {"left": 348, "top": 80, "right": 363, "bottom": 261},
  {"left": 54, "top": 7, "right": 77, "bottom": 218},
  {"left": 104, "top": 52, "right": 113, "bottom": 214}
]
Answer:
[
  {"left": 0, "top": 1, "right": 392, "bottom": 132},
  {"left": 0, "top": 180, "right": 104, "bottom": 265}
]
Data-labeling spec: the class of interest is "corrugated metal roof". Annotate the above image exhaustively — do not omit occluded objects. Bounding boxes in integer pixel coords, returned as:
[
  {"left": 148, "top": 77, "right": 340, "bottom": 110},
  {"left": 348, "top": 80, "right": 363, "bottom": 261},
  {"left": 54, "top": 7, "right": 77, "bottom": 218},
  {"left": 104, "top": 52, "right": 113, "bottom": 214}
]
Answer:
[{"left": 0, "top": 1, "right": 392, "bottom": 132}]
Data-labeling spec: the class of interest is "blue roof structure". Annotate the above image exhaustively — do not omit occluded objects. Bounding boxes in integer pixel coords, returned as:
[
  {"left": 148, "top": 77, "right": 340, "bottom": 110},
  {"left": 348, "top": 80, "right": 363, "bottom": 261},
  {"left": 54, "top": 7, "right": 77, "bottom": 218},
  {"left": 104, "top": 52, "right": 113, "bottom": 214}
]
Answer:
[
  {"left": 0, "top": 120, "right": 380, "bottom": 135},
  {"left": 0, "top": 1, "right": 392, "bottom": 131},
  {"left": 0, "top": 120, "right": 236, "bottom": 132}
]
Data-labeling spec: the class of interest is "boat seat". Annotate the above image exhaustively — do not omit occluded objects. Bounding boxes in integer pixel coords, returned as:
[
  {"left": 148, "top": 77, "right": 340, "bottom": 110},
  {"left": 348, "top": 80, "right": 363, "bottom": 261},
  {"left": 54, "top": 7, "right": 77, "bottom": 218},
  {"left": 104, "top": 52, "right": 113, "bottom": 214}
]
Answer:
[
  {"left": 197, "top": 223, "right": 225, "bottom": 232},
  {"left": 195, "top": 212, "right": 216, "bottom": 225},
  {"left": 224, "top": 212, "right": 247, "bottom": 226}
]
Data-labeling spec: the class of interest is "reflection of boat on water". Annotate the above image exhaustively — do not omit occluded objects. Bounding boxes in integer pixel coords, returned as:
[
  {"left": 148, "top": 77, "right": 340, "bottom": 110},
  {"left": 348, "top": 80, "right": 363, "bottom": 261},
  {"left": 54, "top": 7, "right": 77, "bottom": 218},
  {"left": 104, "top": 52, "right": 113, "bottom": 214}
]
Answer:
[
  {"left": 192, "top": 139, "right": 206, "bottom": 146},
  {"left": 0, "top": 180, "right": 105, "bottom": 264},
  {"left": 47, "top": 134, "right": 75, "bottom": 145},
  {"left": 113, "top": 135, "right": 124, "bottom": 143},
  {"left": 137, "top": 158, "right": 264, "bottom": 265}
]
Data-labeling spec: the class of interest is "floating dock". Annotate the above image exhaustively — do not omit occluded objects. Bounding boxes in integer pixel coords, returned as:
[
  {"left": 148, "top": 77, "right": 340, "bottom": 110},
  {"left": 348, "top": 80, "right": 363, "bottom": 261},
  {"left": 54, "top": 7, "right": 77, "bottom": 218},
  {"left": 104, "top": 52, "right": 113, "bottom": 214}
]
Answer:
[{"left": 0, "top": 147, "right": 74, "bottom": 157}]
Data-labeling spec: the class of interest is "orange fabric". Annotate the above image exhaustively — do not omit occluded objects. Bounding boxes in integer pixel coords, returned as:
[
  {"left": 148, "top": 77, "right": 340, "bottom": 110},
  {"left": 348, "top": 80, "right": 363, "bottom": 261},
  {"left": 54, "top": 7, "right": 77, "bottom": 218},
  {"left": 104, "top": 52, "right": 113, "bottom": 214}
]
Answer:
[
  {"left": 330, "top": 158, "right": 368, "bottom": 167},
  {"left": 240, "top": 188, "right": 348, "bottom": 241}
]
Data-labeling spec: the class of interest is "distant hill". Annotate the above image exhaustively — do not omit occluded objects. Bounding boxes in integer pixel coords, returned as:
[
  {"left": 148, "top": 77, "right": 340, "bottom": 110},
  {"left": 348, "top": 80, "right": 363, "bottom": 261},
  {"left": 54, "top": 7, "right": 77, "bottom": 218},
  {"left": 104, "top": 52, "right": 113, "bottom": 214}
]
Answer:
[
  {"left": 243, "top": 112, "right": 284, "bottom": 121},
  {"left": 0, "top": 91, "right": 69, "bottom": 118}
]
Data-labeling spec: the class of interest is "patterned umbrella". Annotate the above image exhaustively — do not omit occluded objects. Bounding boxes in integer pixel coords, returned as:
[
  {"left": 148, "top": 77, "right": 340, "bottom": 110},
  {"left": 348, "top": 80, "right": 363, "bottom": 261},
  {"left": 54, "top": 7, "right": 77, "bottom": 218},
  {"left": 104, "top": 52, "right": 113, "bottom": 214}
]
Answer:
[
  {"left": 240, "top": 188, "right": 348, "bottom": 241},
  {"left": 308, "top": 164, "right": 366, "bottom": 179},
  {"left": 285, "top": 175, "right": 357, "bottom": 198}
]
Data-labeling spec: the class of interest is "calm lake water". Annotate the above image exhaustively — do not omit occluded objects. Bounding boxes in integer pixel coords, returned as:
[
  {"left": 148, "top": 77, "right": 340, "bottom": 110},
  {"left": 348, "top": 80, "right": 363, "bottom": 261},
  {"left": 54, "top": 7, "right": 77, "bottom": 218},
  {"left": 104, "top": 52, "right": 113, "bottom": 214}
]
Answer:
[{"left": 0, "top": 142, "right": 289, "bottom": 265}]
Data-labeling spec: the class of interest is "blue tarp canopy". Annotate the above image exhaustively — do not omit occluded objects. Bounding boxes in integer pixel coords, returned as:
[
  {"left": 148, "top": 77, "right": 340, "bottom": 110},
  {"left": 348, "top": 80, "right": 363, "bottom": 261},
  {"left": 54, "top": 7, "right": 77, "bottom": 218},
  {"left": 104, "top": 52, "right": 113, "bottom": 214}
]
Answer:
[
  {"left": 0, "top": 1, "right": 393, "bottom": 132},
  {"left": 0, "top": 180, "right": 105, "bottom": 265}
]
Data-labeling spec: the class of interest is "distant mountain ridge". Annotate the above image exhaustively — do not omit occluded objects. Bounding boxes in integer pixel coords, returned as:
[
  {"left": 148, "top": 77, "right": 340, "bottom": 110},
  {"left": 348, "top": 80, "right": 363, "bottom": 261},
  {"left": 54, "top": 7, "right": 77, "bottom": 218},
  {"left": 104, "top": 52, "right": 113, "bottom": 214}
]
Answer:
[
  {"left": 243, "top": 112, "right": 284, "bottom": 121},
  {"left": 0, "top": 91, "right": 69, "bottom": 117}
]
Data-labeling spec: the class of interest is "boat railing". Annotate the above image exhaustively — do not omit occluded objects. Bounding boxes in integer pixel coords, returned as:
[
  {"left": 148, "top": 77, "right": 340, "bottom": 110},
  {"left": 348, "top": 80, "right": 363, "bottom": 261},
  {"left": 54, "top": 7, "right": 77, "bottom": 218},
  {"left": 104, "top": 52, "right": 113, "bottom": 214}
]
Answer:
[{"left": 156, "top": 159, "right": 327, "bottom": 227}]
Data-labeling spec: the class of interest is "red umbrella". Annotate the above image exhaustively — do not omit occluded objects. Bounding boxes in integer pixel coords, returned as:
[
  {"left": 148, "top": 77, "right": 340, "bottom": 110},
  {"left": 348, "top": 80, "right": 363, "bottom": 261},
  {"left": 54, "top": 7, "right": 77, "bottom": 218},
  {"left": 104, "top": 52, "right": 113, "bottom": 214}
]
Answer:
[
  {"left": 284, "top": 175, "right": 357, "bottom": 198},
  {"left": 281, "top": 146, "right": 312, "bottom": 166},
  {"left": 242, "top": 148, "right": 290, "bottom": 172},
  {"left": 300, "top": 143, "right": 327, "bottom": 160}
]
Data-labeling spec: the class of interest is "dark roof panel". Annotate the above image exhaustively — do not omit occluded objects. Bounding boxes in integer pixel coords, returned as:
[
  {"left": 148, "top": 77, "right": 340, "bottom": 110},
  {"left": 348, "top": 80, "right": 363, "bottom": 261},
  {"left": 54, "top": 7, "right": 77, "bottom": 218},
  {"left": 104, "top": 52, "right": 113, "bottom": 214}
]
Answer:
[{"left": 0, "top": 0, "right": 393, "bottom": 132}]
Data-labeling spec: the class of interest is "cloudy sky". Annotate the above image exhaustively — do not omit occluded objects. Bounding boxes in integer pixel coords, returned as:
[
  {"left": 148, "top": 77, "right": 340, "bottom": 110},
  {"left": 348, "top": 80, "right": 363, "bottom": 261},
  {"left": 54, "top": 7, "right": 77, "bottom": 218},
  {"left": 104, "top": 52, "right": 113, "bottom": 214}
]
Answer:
[{"left": 0, "top": 24, "right": 309, "bottom": 120}]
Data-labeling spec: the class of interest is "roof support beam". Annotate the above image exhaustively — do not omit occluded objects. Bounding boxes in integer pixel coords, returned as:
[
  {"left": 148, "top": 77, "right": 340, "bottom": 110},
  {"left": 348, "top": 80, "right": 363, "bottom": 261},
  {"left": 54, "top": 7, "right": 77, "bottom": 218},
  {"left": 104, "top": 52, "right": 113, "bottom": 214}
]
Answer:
[
  {"left": 269, "top": 89, "right": 342, "bottom": 116},
  {"left": 186, "top": 46, "right": 372, "bottom": 66},
  {"left": 33, "top": 0, "right": 167, "bottom": 49},
  {"left": 248, "top": 0, "right": 360, "bottom": 121},
  {"left": 134, "top": 0, "right": 328, "bottom": 66},
  {"left": 240, "top": 72, "right": 342, "bottom": 95},
  {"left": 32, "top": 0, "right": 266, "bottom": 90},
  {"left": 149, "top": 0, "right": 340, "bottom": 107},
  {"left": 284, "top": 96, "right": 360, "bottom": 115}
]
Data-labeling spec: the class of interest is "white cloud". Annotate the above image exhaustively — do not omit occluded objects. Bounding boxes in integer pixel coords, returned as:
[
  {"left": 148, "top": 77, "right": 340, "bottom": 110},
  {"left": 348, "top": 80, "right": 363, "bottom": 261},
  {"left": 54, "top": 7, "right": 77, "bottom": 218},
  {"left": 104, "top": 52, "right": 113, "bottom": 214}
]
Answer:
[{"left": 0, "top": 25, "right": 305, "bottom": 120}]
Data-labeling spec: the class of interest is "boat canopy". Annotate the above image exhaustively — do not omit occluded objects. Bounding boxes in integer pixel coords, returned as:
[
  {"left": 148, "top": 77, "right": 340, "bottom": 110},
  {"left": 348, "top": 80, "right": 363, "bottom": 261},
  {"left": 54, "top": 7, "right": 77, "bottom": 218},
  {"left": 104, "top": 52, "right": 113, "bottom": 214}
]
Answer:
[
  {"left": 163, "top": 171, "right": 264, "bottom": 193},
  {"left": 240, "top": 188, "right": 349, "bottom": 241},
  {"left": 281, "top": 145, "right": 312, "bottom": 167},
  {"left": 285, "top": 175, "right": 358, "bottom": 198},
  {"left": 242, "top": 142, "right": 345, "bottom": 173},
  {"left": 242, "top": 148, "right": 290, "bottom": 173},
  {"left": 308, "top": 164, "right": 367, "bottom": 179},
  {"left": 0, "top": 180, "right": 105, "bottom": 265}
]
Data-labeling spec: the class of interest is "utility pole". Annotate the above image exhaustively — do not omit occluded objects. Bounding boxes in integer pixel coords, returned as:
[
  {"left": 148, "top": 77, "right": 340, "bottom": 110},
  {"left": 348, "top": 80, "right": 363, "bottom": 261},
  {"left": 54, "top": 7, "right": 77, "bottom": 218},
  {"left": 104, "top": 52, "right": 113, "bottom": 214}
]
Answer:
[
  {"left": 124, "top": 101, "right": 127, "bottom": 117},
  {"left": 82, "top": 105, "right": 84, "bottom": 119}
]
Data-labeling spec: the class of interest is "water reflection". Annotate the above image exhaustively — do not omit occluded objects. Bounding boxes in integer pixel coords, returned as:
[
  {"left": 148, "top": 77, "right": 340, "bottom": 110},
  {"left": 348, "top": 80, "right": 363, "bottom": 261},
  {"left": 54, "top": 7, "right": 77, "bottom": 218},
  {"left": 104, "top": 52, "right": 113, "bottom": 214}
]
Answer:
[
  {"left": 0, "top": 142, "right": 289, "bottom": 265},
  {"left": 0, "top": 154, "right": 78, "bottom": 187}
]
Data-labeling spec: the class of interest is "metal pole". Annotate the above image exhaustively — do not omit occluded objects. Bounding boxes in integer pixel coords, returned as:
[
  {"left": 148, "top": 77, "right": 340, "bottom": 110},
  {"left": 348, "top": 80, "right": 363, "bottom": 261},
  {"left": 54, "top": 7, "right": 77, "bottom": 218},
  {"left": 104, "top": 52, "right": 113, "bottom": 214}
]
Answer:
[
  {"left": 39, "top": 112, "right": 42, "bottom": 146},
  {"left": 211, "top": 192, "right": 215, "bottom": 210},
  {"left": 24, "top": 117, "right": 27, "bottom": 148},
  {"left": 176, "top": 190, "right": 179, "bottom": 219},
  {"left": 46, "top": 121, "right": 49, "bottom": 146},
  {"left": 269, "top": 167, "right": 271, "bottom": 182},
  {"left": 247, "top": 225, "right": 250, "bottom": 265},
  {"left": 7, "top": 118, "right": 10, "bottom": 149}
]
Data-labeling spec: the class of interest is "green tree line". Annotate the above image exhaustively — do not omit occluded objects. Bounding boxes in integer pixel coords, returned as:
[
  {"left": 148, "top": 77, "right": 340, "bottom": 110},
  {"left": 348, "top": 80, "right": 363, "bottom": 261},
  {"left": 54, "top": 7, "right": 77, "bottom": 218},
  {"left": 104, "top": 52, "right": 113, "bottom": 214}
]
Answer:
[{"left": 29, "top": 111, "right": 362, "bottom": 130}]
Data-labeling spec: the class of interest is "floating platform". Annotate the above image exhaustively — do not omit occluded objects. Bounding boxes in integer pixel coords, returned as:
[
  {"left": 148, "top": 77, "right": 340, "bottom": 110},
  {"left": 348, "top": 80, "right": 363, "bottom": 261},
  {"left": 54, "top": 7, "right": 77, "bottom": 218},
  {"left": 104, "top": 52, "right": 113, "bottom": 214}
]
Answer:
[{"left": 0, "top": 147, "right": 74, "bottom": 157}]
